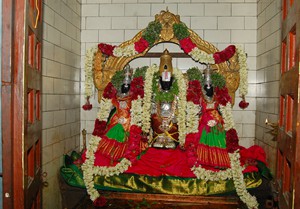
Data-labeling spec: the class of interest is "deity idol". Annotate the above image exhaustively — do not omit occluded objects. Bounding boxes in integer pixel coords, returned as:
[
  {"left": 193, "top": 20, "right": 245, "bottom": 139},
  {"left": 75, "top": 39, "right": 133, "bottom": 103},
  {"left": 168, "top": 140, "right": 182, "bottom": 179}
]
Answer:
[{"left": 151, "top": 49, "right": 179, "bottom": 149}]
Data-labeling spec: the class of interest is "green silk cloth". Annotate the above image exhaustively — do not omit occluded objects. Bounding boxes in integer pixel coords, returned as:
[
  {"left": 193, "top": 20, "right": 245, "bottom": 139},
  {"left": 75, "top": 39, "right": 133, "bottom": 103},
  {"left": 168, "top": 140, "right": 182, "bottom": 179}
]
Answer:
[
  {"left": 60, "top": 164, "right": 262, "bottom": 196},
  {"left": 200, "top": 126, "right": 226, "bottom": 148}
]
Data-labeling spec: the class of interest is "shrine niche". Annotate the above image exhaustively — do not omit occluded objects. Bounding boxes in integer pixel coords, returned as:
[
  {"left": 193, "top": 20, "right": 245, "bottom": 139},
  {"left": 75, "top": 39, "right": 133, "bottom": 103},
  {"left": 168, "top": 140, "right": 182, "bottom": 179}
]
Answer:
[{"left": 62, "top": 10, "right": 272, "bottom": 209}]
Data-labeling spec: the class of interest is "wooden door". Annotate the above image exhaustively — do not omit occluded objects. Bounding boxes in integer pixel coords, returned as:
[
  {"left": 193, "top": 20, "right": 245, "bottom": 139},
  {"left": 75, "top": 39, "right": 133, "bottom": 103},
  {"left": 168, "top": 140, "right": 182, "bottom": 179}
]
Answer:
[
  {"left": 1, "top": 0, "right": 43, "bottom": 209},
  {"left": 277, "top": 0, "right": 300, "bottom": 208}
]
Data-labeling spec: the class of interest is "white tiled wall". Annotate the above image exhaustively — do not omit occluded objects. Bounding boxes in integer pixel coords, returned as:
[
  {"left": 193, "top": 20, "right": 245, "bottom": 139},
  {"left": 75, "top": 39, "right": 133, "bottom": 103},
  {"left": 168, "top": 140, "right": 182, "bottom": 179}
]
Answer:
[
  {"left": 42, "top": 1, "right": 81, "bottom": 209},
  {"left": 256, "top": 0, "right": 281, "bottom": 175},
  {"left": 80, "top": 1, "right": 258, "bottom": 148}
]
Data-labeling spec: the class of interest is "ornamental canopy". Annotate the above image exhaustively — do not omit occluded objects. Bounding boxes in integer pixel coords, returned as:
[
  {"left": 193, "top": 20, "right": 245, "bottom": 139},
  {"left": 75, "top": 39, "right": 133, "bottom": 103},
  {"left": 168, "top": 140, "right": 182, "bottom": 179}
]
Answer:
[{"left": 93, "top": 9, "right": 242, "bottom": 104}]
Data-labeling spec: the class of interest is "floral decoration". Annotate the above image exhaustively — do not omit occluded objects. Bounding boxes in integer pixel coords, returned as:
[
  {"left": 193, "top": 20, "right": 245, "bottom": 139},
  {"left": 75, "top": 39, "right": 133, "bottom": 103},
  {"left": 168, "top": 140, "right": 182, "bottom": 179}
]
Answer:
[
  {"left": 186, "top": 80, "right": 202, "bottom": 105},
  {"left": 92, "top": 119, "right": 107, "bottom": 137},
  {"left": 239, "top": 98, "right": 249, "bottom": 109},
  {"left": 215, "top": 87, "right": 232, "bottom": 106},
  {"left": 103, "top": 82, "right": 117, "bottom": 99},
  {"left": 134, "top": 38, "right": 149, "bottom": 53},
  {"left": 179, "top": 37, "right": 197, "bottom": 54},
  {"left": 82, "top": 96, "right": 93, "bottom": 111},
  {"left": 226, "top": 128, "right": 240, "bottom": 153},
  {"left": 130, "top": 77, "right": 145, "bottom": 100},
  {"left": 84, "top": 46, "right": 98, "bottom": 98},
  {"left": 229, "top": 151, "right": 259, "bottom": 209},
  {"left": 98, "top": 43, "right": 115, "bottom": 56}
]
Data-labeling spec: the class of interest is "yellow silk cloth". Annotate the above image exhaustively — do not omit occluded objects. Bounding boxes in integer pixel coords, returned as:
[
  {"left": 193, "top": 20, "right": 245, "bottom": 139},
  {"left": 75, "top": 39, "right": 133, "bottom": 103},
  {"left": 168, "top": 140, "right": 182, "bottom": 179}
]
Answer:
[{"left": 93, "top": 172, "right": 262, "bottom": 195}]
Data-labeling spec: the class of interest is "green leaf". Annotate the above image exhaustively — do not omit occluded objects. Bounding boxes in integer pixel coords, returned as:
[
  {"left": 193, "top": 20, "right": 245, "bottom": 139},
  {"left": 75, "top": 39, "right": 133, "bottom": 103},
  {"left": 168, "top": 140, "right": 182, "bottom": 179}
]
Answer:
[
  {"left": 173, "top": 23, "right": 190, "bottom": 40},
  {"left": 186, "top": 67, "right": 204, "bottom": 82},
  {"left": 211, "top": 72, "right": 226, "bottom": 88},
  {"left": 111, "top": 70, "right": 125, "bottom": 91}
]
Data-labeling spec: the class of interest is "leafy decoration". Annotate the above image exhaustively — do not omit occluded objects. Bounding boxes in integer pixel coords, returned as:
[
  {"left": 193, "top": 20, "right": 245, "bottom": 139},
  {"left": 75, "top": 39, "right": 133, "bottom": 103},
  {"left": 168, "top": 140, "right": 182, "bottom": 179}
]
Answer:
[
  {"left": 186, "top": 67, "right": 204, "bottom": 82},
  {"left": 211, "top": 72, "right": 226, "bottom": 88},
  {"left": 111, "top": 70, "right": 125, "bottom": 91},
  {"left": 173, "top": 23, "right": 190, "bottom": 40},
  {"left": 142, "top": 21, "right": 162, "bottom": 46},
  {"left": 133, "top": 66, "right": 148, "bottom": 79}
]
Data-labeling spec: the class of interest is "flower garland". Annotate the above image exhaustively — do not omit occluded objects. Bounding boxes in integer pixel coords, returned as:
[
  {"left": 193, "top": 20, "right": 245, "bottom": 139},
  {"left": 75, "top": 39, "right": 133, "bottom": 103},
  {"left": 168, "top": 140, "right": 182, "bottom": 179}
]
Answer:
[
  {"left": 219, "top": 102, "right": 235, "bottom": 131},
  {"left": 172, "top": 67, "right": 187, "bottom": 146},
  {"left": 186, "top": 101, "right": 200, "bottom": 134},
  {"left": 97, "top": 98, "right": 112, "bottom": 121},
  {"left": 192, "top": 151, "right": 258, "bottom": 209},
  {"left": 84, "top": 46, "right": 98, "bottom": 98},
  {"left": 82, "top": 134, "right": 132, "bottom": 201},
  {"left": 236, "top": 45, "right": 248, "bottom": 97},
  {"left": 229, "top": 151, "right": 259, "bottom": 209},
  {"left": 142, "top": 64, "right": 158, "bottom": 133}
]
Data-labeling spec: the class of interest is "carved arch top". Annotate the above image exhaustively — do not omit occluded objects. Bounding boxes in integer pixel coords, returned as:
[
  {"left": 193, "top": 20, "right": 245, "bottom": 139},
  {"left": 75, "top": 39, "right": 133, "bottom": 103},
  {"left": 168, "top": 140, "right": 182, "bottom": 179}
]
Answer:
[{"left": 94, "top": 10, "right": 240, "bottom": 104}]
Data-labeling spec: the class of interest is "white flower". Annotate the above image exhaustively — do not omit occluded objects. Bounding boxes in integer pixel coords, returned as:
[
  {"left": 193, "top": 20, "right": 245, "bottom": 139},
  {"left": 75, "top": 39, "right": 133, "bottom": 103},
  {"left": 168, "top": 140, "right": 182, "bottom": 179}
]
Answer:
[
  {"left": 97, "top": 98, "right": 113, "bottom": 121},
  {"left": 186, "top": 101, "right": 200, "bottom": 134},
  {"left": 84, "top": 46, "right": 98, "bottom": 97},
  {"left": 219, "top": 102, "right": 235, "bottom": 131},
  {"left": 236, "top": 46, "right": 248, "bottom": 97},
  {"left": 189, "top": 47, "right": 215, "bottom": 64}
]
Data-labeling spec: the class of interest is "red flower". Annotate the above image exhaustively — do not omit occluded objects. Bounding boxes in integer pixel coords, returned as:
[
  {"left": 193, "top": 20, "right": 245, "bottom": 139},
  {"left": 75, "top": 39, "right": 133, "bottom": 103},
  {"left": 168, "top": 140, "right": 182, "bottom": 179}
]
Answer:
[
  {"left": 239, "top": 99, "right": 249, "bottom": 109},
  {"left": 82, "top": 103, "right": 92, "bottom": 111},
  {"left": 124, "top": 125, "right": 142, "bottom": 163},
  {"left": 213, "top": 45, "right": 236, "bottom": 64},
  {"left": 179, "top": 37, "right": 196, "bottom": 54},
  {"left": 130, "top": 76, "right": 144, "bottom": 100},
  {"left": 186, "top": 80, "right": 202, "bottom": 104},
  {"left": 98, "top": 43, "right": 116, "bottom": 56},
  {"left": 93, "top": 196, "right": 107, "bottom": 207},
  {"left": 82, "top": 97, "right": 93, "bottom": 111},
  {"left": 92, "top": 119, "right": 107, "bottom": 137},
  {"left": 103, "top": 82, "right": 117, "bottom": 99},
  {"left": 215, "top": 87, "right": 232, "bottom": 106},
  {"left": 134, "top": 38, "right": 149, "bottom": 53},
  {"left": 226, "top": 128, "right": 239, "bottom": 153}
]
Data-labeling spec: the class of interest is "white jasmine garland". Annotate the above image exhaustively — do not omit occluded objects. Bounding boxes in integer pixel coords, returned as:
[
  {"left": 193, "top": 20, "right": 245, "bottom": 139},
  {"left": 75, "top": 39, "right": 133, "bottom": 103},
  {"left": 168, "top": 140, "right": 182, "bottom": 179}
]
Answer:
[
  {"left": 130, "top": 97, "right": 143, "bottom": 126},
  {"left": 142, "top": 65, "right": 159, "bottom": 133},
  {"left": 113, "top": 44, "right": 137, "bottom": 57},
  {"left": 192, "top": 165, "right": 232, "bottom": 181},
  {"left": 186, "top": 101, "right": 200, "bottom": 134},
  {"left": 82, "top": 135, "right": 133, "bottom": 201},
  {"left": 172, "top": 68, "right": 187, "bottom": 146},
  {"left": 219, "top": 102, "right": 235, "bottom": 131},
  {"left": 229, "top": 151, "right": 259, "bottom": 209},
  {"left": 97, "top": 98, "right": 113, "bottom": 121},
  {"left": 85, "top": 46, "right": 98, "bottom": 97},
  {"left": 188, "top": 47, "right": 215, "bottom": 64},
  {"left": 236, "top": 46, "right": 248, "bottom": 97}
]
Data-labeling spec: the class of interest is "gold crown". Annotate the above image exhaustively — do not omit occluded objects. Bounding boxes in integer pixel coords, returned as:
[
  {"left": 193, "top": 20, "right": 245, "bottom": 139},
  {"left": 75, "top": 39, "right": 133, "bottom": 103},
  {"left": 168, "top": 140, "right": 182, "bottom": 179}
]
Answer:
[{"left": 159, "top": 49, "right": 173, "bottom": 74}]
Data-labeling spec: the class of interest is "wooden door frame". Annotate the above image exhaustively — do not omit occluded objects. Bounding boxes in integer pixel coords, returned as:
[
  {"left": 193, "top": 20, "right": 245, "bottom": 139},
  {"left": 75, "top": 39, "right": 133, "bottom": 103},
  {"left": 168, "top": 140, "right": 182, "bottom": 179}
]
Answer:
[{"left": 1, "top": 0, "right": 26, "bottom": 208}]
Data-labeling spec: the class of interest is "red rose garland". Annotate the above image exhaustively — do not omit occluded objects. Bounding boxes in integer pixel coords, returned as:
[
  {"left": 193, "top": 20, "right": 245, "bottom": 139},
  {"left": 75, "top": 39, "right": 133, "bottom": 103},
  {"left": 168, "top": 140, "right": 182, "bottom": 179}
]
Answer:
[
  {"left": 179, "top": 37, "right": 197, "bottom": 54},
  {"left": 213, "top": 45, "right": 236, "bottom": 64},
  {"left": 226, "top": 128, "right": 239, "bottom": 153},
  {"left": 103, "top": 82, "right": 117, "bottom": 99},
  {"left": 98, "top": 43, "right": 115, "bottom": 56},
  {"left": 186, "top": 80, "right": 202, "bottom": 105},
  {"left": 92, "top": 119, "right": 107, "bottom": 137},
  {"left": 134, "top": 38, "right": 149, "bottom": 53},
  {"left": 130, "top": 76, "right": 145, "bottom": 100},
  {"left": 214, "top": 87, "right": 232, "bottom": 106}
]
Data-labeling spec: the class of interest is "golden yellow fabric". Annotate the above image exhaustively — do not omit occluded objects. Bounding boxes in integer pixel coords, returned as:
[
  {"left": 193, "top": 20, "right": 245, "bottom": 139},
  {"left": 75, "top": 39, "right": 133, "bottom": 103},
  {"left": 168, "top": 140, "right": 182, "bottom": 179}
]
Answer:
[{"left": 93, "top": 172, "right": 262, "bottom": 195}]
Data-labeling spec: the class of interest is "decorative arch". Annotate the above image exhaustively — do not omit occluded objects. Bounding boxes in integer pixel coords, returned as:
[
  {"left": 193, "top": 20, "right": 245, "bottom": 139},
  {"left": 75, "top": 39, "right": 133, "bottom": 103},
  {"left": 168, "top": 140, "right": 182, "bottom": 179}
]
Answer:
[{"left": 93, "top": 10, "right": 241, "bottom": 104}]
